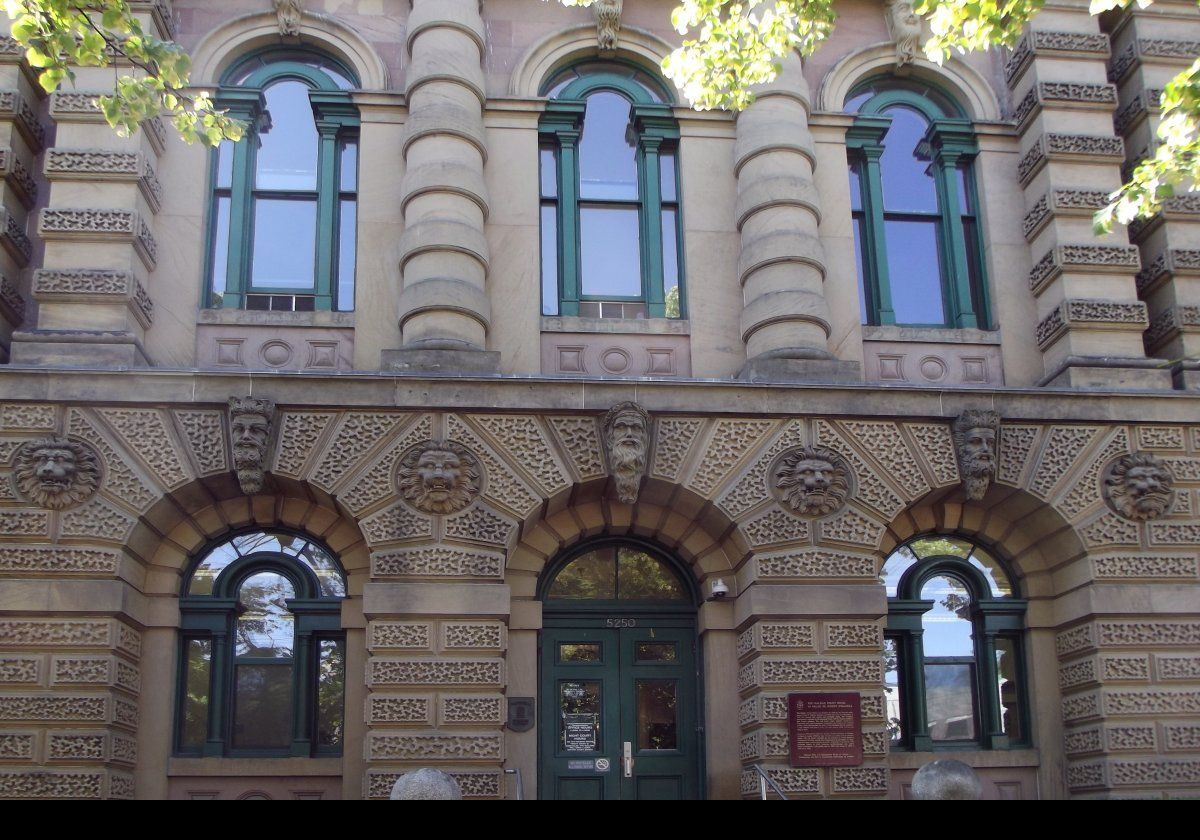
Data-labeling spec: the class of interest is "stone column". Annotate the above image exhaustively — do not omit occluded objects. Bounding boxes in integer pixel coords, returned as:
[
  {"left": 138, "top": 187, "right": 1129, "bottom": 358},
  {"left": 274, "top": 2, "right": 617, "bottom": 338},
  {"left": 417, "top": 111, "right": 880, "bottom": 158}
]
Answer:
[
  {"left": 384, "top": 0, "right": 498, "bottom": 373},
  {"left": 734, "top": 56, "right": 858, "bottom": 382},
  {"left": 0, "top": 39, "right": 42, "bottom": 362},
  {"left": 1104, "top": 5, "right": 1200, "bottom": 389},
  {"left": 9, "top": 1, "right": 169, "bottom": 367},
  {"left": 1007, "top": 11, "right": 1172, "bottom": 388}
]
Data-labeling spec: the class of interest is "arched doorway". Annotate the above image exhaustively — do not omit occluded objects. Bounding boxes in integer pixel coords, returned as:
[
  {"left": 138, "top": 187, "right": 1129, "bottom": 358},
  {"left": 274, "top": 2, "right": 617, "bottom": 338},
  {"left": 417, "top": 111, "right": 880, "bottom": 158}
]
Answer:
[{"left": 538, "top": 539, "right": 703, "bottom": 800}]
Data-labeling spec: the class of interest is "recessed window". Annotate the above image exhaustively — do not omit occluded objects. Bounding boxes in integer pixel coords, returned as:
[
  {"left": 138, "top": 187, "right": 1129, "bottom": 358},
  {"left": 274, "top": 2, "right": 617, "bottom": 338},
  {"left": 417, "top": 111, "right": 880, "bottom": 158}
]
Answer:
[{"left": 206, "top": 51, "right": 359, "bottom": 312}]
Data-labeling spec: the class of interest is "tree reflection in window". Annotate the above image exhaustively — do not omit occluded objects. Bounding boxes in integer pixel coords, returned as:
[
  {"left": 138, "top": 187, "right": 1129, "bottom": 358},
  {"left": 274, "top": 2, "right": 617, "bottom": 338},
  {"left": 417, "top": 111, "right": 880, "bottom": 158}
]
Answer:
[{"left": 546, "top": 544, "right": 689, "bottom": 602}]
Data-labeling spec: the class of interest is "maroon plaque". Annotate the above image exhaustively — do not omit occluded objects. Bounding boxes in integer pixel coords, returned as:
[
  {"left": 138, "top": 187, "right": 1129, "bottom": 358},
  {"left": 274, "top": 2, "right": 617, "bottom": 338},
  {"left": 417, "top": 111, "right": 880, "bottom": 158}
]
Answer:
[{"left": 788, "top": 692, "right": 863, "bottom": 767}]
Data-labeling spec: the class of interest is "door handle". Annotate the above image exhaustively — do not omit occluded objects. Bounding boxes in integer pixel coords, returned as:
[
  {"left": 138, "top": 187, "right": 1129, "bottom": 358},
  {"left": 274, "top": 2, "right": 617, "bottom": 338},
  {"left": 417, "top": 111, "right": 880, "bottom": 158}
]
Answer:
[{"left": 623, "top": 741, "right": 633, "bottom": 778}]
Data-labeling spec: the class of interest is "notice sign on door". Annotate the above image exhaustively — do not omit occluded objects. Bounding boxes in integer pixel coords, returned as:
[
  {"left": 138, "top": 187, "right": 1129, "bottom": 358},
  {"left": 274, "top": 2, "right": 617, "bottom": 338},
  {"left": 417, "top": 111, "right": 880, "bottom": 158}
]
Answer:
[
  {"left": 787, "top": 693, "right": 862, "bottom": 767},
  {"left": 564, "top": 713, "right": 598, "bottom": 752}
]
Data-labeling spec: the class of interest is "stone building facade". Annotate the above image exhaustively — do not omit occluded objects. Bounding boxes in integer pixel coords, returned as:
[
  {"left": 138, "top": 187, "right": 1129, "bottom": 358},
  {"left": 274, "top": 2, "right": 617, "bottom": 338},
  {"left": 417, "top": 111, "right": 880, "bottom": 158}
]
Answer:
[{"left": 0, "top": 0, "right": 1198, "bottom": 800}]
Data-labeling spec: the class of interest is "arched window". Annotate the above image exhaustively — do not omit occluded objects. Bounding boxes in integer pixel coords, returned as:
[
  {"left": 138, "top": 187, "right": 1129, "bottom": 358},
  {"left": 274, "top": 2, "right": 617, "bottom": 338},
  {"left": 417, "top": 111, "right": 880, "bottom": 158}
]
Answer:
[
  {"left": 538, "top": 63, "right": 684, "bottom": 320},
  {"left": 206, "top": 50, "right": 359, "bottom": 312},
  {"left": 845, "top": 80, "right": 988, "bottom": 328},
  {"left": 176, "top": 529, "right": 347, "bottom": 757},
  {"left": 881, "top": 535, "right": 1027, "bottom": 751}
]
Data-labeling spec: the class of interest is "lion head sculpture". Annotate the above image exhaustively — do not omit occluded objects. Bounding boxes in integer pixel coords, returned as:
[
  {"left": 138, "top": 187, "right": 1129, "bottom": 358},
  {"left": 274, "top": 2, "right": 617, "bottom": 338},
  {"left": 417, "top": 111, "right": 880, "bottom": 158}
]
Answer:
[
  {"left": 1104, "top": 453, "right": 1174, "bottom": 521},
  {"left": 953, "top": 410, "right": 1000, "bottom": 501},
  {"left": 396, "top": 440, "right": 482, "bottom": 515},
  {"left": 772, "top": 445, "right": 852, "bottom": 516},
  {"left": 12, "top": 435, "right": 101, "bottom": 510}
]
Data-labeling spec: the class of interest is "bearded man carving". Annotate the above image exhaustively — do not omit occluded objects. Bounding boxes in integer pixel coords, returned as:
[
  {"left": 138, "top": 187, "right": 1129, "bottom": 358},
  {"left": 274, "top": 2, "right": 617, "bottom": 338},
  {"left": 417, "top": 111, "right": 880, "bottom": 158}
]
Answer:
[{"left": 603, "top": 401, "right": 649, "bottom": 505}]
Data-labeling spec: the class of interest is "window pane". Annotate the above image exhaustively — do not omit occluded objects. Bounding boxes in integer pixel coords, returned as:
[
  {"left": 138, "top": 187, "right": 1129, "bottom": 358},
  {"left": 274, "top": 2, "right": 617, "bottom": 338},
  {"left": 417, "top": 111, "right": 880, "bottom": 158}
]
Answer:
[
  {"left": 885, "top": 219, "right": 944, "bottom": 325},
  {"left": 963, "top": 215, "right": 987, "bottom": 322},
  {"left": 995, "top": 637, "right": 1023, "bottom": 741},
  {"left": 580, "top": 205, "right": 641, "bottom": 297},
  {"left": 236, "top": 572, "right": 296, "bottom": 658},
  {"left": 233, "top": 531, "right": 284, "bottom": 554},
  {"left": 209, "top": 196, "right": 231, "bottom": 306},
  {"left": 884, "top": 637, "right": 904, "bottom": 745},
  {"left": 189, "top": 540, "right": 239, "bottom": 595},
  {"left": 560, "top": 680, "right": 601, "bottom": 752},
  {"left": 920, "top": 575, "right": 974, "bottom": 657},
  {"left": 560, "top": 643, "right": 602, "bottom": 662},
  {"left": 852, "top": 213, "right": 867, "bottom": 324},
  {"left": 233, "top": 663, "right": 293, "bottom": 749},
  {"left": 637, "top": 680, "right": 678, "bottom": 750},
  {"left": 969, "top": 546, "right": 1013, "bottom": 598},
  {"left": 540, "top": 147, "right": 557, "bottom": 198},
  {"left": 256, "top": 80, "right": 319, "bottom": 191},
  {"left": 924, "top": 661, "right": 976, "bottom": 741},
  {"left": 880, "top": 544, "right": 918, "bottom": 597},
  {"left": 215, "top": 141, "right": 233, "bottom": 189},
  {"left": 910, "top": 536, "right": 972, "bottom": 559},
  {"left": 661, "top": 208, "right": 679, "bottom": 313},
  {"left": 617, "top": 548, "right": 686, "bottom": 600},
  {"left": 541, "top": 204, "right": 559, "bottom": 315},
  {"left": 252, "top": 198, "right": 317, "bottom": 289},
  {"left": 337, "top": 198, "right": 357, "bottom": 311},
  {"left": 879, "top": 106, "right": 938, "bottom": 213},
  {"left": 659, "top": 153, "right": 677, "bottom": 202},
  {"left": 179, "top": 638, "right": 211, "bottom": 752},
  {"left": 548, "top": 549, "right": 616, "bottom": 599},
  {"left": 956, "top": 166, "right": 973, "bottom": 214},
  {"left": 636, "top": 643, "right": 678, "bottom": 662},
  {"left": 848, "top": 164, "right": 862, "bottom": 212},
  {"left": 316, "top": 639, "right": 345, "bottom": 749},
  {"left": 340, "top": 140, "right": 358, "bottom": 192},
  {"left": 579, "top": 92, "right": 638, "bottom": 200},
  {"left": 296, "top": 541, "right": 346, "bottom": 597}
]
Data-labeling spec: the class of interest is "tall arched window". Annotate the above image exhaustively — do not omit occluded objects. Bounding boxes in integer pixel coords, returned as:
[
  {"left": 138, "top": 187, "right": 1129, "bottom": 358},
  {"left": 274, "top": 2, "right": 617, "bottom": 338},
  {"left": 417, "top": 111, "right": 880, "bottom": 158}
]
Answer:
[
  {"left": 206, "top": 50, "right": 359, "bottom": 312},
  {"left": 539, "top": 64, "right": 684, "bottom": 319},
  {"left": 176, "top": 530, "right": 347, "bottom": 757},
  {"left": 845, "top": 81, "right": 988, "bottom": 328},
  {"left": 882, "top": 535, "right": 1027, "bottom": 751}
]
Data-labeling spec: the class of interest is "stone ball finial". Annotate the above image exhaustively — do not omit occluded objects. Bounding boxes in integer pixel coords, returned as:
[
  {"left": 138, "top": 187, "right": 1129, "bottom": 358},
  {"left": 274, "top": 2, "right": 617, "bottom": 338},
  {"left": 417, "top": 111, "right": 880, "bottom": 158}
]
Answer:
[
  {"left": 910, "top": 759, "right": 983, "bottom": 800},
  {"left": 389, "top": 768, "right": 463, "bottom": 800}
]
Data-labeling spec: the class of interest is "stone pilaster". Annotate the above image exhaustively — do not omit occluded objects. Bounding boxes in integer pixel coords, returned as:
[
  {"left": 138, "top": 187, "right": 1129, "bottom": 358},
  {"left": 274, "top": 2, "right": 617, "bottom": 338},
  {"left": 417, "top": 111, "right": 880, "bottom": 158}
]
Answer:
[
  {"left": 1104, "top": 2, "right": 1200, "bottom": 389},
  {"left": 0, "top": 37, "right": 43, "bottom": 362},
  {"left": 385, "top": 0, "right": 498, "bottom": 373},
  {"left": 8, "top": 3, "right": 169, "bottom": 367},
  {"left": 735, "top": 57, "right": 858, "bottom": 383},
  {"left": 1007, "top": 4, "right": 1172, "bottom": 389}
]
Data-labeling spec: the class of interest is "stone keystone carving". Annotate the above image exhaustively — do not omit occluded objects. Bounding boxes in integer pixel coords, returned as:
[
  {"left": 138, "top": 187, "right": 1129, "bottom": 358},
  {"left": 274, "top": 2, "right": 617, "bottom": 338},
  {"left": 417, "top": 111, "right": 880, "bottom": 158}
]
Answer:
[
  {"left": 12, "top": 435, "right": 101, "bottom": 510},
  {"left": 593, "top": 0, "right": 622, "bottom": 52},
  {"left": 274, "top": 0, "right": 302, "bottom": 36},
  {"left": 771, "top": 445, "right": 852, "bottom": 517},
  {"left": 396, "top": 440, "right": 482, "bottom": 515},
  {"left": 953, "top": 410, "right": 999, "bottom": 500},
  {"left": 885, "top": 0, "right": 922, "bottom": 67},
  {"left": 229, "top": 396, "right": 275, "bottom": 495},
  {"left": 603, "top": 401, "right": 649, "bottom": 504},
  {"left": 1104, "top": 453, "right": 1175, "bottom": 521}
]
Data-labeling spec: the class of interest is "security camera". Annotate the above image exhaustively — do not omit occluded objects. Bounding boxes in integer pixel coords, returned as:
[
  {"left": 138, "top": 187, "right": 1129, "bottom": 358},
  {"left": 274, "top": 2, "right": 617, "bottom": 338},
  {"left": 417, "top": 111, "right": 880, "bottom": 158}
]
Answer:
[{"left": 708, "top": 578, "right": 729, "bottom": 600}]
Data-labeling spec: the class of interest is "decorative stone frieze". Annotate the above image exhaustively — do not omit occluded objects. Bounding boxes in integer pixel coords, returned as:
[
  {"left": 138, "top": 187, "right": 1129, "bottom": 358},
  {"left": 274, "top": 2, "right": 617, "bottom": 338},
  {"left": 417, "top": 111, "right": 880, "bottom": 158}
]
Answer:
[
  {"left": 271, "top": 411, "right": 335, "bottom": 478},
  {"left": 1103, "top": 453, "right": 1175, "bottom": 521},
  {"left": 548, "top": 416, "right": 606, "bottom": 481},
  {"left": 1157, "top": 655, "right": 1200, "bottom": 680},
  {"left": 813, "top": 421, "right": 904, "bottom": 518},
  {"left": 904, "top": 423, "right": 959, "bottom": 486},
  {"left": 368, "top": 732, "right": 503, "bottom": 761},
  {"left": 445, "top": 415, "right": 539, "bottom": 517},
  {"left": 1056, "top": 428, "right": 1131, "bottom": 521},
  {"left": 839, "top": 421, "right": 929, "bottom": 499},
  {"left": 340, "top": 416, "right": 433, "bottom": 515},
  {"left": 60, "top": 497, "right": 135, "bottom": 542},
  {"left": 688, "top": 419, "right": 777, "bottom": 496},
  {"left": 33, "top": 270, "right": 153, "bottom": 328},
  {"left": 367, "top": 695, "right": 432, "bottom": 725},
  {"left": 44, "top": 150, "right": 164, "bottom": 212},
  {"left": 1104, "top": 688, "right": 1200, "bottom": 715},
  {"left": 0, "top": 272, "right": 24, "bottom": 323},
  {"left": 66, "top": 410, "right": 156, "bottom": 512},
  {"left": 396, "top": 440, "right": 482, "bottom": 515},
  {"left": 1145, "top": 305, "right": 1200, "bottom": 350},
  {"left": 368, "top": 622, "right": 431, "bottom": 650},
  {"left": 173, "top": 410, "right": 227, "bottom": 475},
  {"left": 367, "top": 770, "right": 501, "bottom": 800},
  {"left": 1027, "top": 245, "right": 1140, "bottom": 295},
  {"left": 361, "top": 503, "right": 435, "bottom": 546},
  {"left": 739, "top": 767, "right": 820, "bottom": 796},
  {"left": 753, "top": 548, "right": 876, "bottom": 579},
  {"left": 1136, "top": 249, "right": 1200, "bottom": 295},
  {"left": 0, "top": 90, "right": 45, "bottom": 151},
  {"left": 368, "top": 659, "right": 503, "bottom": 687},
  {"left": 1097, "top": 621, "right": 1200, "bottom": 647},
  {"left": 440, "top": 695, "right": 504, "bottom": 725},
  {"left": 1036, "top": 300, "right": 1148, "bottom": 349},
  {"left": 1011, "top": 82, "right": 1118, "bottom": 130},
  {"left": 442, "top": 503, "right": 515, "bottom": 548},
  {"left": 0, "top": 656, "right": 40, "bottom": 682},
  {"left": 1005, "top": 31, "right": 1111, "bottom": 86},
  {"left": 97, "top": 408, "right": 190, "bottom": 489},
  {"left": 832, "top": 767, "right": 889, "bottom": 794},
  {"left": 818, "top": 507, "right": 886, "bottom": 548},
  {"left": 650, "top": 417, "right": 704, "bottom": 481},
  {"left": 0, "top": 207, "right": 31, "bottom": 266},
  {"left": 0, "top": 770, "right": 104, "bottom": 799},
  {"left": 371, "top": 545, "right": 503, "bottom": 579},
  {"left": 1109, "top": 38, "right": 1200, "bottom": 83},
  {"left": 1018, "top": 133, "right": 1124, "bottom": 186},
  {"left": 10, "top": 436, "right": 102, "bottom": 510},
  {"left": 0, "top": 149, "right": 38, "bottom": 208},
  {"left": 1023, "top": 190, "right": 1114, "bottom": 241},
  {"left": 468, "top": 415, "right": 569, "bottom": 495},
  {"left": 38, "top": 209, "right": 156, "bottom": 269},
  {"left": 227, "top": 396, "right": 275, "bottom": 495},
  {"left": 1113, "top": 89, "right": 1162, "bottom": 137},
  {"left": 0, "top": 546, "right": 121, "bottom": 575},
  {"left": 717, "top": 420, "right": 805, "bottom": 520}
]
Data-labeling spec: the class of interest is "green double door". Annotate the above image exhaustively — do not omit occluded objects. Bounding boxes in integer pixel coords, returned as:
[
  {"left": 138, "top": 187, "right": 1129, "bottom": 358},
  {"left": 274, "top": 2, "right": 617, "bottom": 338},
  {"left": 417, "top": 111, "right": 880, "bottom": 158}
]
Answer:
[{"left": 539, "top": 622, "right": 701, "bottom": 800}]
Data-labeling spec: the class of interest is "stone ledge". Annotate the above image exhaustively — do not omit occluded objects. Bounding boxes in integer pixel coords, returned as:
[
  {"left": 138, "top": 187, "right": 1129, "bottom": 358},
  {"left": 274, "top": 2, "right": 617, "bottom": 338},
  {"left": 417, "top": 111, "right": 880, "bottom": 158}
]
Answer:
[
  {"left": 167, "top": 757, "right": 342, "bottom": 777},
  {"left": 197, "top": 308, "right": 355, "bottom": 328},
  {"left": 861, "top": 325, "right": 1001, "bottom": 345},
  {"left": 541, "top": 315, "right": 689, "bottom": 335}
]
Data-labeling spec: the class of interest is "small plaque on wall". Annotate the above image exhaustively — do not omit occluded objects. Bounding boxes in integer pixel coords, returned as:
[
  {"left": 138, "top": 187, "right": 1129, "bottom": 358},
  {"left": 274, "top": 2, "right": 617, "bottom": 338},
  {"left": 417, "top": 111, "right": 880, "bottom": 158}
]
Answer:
[
  {"left": 508, "top": 697, "right": 535, "bottom": 732},
  {"left": 788, "top": 692, "right": 862, "bottom": 767}
]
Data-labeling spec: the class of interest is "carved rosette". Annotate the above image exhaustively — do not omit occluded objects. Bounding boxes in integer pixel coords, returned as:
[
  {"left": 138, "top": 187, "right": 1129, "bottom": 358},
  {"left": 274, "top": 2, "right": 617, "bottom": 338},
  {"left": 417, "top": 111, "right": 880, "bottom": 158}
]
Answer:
[
  {"left": 1103, "top": 453, "right": 1175, "bottom": 521},
  {"left": 395, "top": 440, "right": 483, "bottom": 515},
  {"left": 769, "top": 445, "right": 853, "bottom": 517},
  {"left": 11, "top": 435, "right": 102, "bottom": 510},
  {"left": 953, "top": 410, "right": 1000, "bottom": 501}
]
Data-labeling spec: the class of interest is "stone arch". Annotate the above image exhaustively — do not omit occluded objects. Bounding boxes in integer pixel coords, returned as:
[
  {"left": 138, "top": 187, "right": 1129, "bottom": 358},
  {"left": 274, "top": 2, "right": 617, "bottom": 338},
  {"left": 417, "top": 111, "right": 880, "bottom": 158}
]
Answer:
[
  {"left": 816, "top": 41, "right": 1002, "bottom": 121},
  {"left": 190, "top": 10, "right": 389, "bottom": 89},
  {"left": 508, "top": 23, "right": 680, "bottom": 100}
]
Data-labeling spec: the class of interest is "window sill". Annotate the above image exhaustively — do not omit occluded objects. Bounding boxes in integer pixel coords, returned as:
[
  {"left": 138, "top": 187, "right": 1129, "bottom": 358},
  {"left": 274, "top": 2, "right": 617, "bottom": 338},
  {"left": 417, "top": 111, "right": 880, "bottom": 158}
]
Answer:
[
  {"left": 541, "top": 315, "right": 689, "bottom": 335},
  {"left": 862, "top": 325, "right": 1000, "bottom": 345},
  {"left": 168, "top": 756, "right": 343, "bottom": 777},
  {"left": 886, "top": 748, "right": 1038, "bottom": 769},
  {"left": 199, "top": 309, "right": 355, "bottom": 328}
]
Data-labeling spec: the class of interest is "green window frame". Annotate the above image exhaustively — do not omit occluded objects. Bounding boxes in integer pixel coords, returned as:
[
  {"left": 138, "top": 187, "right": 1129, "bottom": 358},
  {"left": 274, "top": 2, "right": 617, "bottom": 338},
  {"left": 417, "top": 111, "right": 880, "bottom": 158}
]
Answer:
[
  {"left": 175, "top": 529, "right": 347, "bottom": 758},
  {"left": 539, "top": 68, "right": 685, "bottom": 320},
  {"left": 205, "top": 51, "right": 360, "bottom": 312},
  {"left": 883, "top": 535, "right": 1029, "bottom": 752},
  {"left": 846, "top": 84, "right": 990, "bottom": 329}
]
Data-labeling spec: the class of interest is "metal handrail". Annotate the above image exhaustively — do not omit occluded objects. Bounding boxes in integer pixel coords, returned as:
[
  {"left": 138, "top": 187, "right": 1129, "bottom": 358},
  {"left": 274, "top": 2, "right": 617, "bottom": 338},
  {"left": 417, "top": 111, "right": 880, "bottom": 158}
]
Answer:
[
  {"left": 504, "top": 767, "right": 524, "bottom": 801},
  {"left": 749, "top": 764, "right": 790, "bottom": 800}
]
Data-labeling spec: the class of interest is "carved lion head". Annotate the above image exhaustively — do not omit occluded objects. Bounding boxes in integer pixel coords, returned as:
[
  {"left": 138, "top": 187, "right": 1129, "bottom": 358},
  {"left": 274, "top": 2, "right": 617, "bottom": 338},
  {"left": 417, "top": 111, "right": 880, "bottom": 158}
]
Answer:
[
  {"left": 773, "top": 445, "right": 851, "bottom": 516},
  {"left": 1104, "top": 453, "right": 1174, "bottom": 521},
  {"left": 397, "top": 440, "right": 482, "bottom": 515},
  {"left": 12, "top": 435, "right": 101, "bottom": 510}
]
